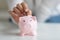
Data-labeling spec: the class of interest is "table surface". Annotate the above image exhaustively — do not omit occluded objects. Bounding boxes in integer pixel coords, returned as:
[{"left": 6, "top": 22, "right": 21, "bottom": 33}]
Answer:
[{"left": 0, "top": 19, "right": 60, "bottom": 40}]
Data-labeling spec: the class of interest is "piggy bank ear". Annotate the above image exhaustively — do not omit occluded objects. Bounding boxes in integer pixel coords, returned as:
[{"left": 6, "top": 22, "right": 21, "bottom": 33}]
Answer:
[{"left": 32, "top": 16, "right": 37, "bottom": 21}]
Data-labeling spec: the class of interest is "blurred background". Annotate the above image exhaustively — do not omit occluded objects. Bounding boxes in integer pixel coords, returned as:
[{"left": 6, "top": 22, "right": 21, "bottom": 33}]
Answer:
[
  {"left": 0, "top": 0, "right": 9, "bottom": 19},
  {"left": 0, "top": 0, "right": 60, "bottom": 40},
  {"left": 0, "top": 0, "right": 60, "bottom": 23}
]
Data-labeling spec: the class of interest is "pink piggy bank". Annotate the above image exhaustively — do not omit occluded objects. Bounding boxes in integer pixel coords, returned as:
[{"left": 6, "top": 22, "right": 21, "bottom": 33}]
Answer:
[{"left": 18, "top": 16, "right": 37, "bottom": 36}]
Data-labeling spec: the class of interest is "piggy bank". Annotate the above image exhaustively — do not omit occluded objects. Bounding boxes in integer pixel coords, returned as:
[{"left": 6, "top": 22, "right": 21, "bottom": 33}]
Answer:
[{"left": 18, "top": 16, "right": 37, "bottom": 36}]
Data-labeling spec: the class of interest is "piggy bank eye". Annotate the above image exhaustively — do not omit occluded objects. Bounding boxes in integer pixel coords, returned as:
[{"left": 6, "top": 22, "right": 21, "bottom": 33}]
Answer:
[{"left": 23, "top": 20, "right": 25, "bottom": 22}]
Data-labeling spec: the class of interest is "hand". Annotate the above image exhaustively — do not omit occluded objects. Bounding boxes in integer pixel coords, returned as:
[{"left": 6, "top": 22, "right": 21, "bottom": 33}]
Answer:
[{"left": 9, "top": 2, "right": 32, "bottom": 23}]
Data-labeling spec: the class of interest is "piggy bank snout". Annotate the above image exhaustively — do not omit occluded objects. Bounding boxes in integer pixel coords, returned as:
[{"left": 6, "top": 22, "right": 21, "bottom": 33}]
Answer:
[
  {"left": 25, "top": 22, "right": 31, "bottom": 25},
  {"left": 23, "top": 21, "right": 32, "bottom": 25}
]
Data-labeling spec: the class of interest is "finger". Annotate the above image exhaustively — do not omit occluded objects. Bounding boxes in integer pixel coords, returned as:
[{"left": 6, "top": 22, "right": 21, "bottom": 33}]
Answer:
[
  {"left": 26, "top": 10, "right": 32, "bottom": 16},
  {"left": 13, "top": 7, "right": 21, "bottom": 14},
  {"left": 19, "top": 13, "right": 25, "bottom": 17},
  {"left": 10, "top": 11, "right": 19, "bottom": 23},
  {"left": 21, "top": 2, "right": 29, "bottom": 15},
  {"left": 25, "top": 9, "right": 29, "bottom": 12},
  {"left": 21, "top": 2, "right": 28, "bottom": 10},
  {"left": 22, "top": 9, "right": 28, "bottom": 16},
  {"left": 13, "top": 7, "right": 22, "bottom": 16},
  {"left": 16, "top": 4, "right": 23, "bottom": 13},
  {"left": 16, "top": 4, "right": 26, "bottom": 16}
]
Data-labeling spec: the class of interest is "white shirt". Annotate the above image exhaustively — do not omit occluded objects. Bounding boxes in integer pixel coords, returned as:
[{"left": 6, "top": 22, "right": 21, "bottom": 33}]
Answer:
[{"left": 25, "top": 0, "right": 60, "bottom": 22}]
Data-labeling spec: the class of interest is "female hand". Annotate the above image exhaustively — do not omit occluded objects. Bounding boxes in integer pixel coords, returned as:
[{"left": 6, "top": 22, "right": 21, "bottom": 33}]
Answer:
[{"left": 9, "top": 2, "right": 32, "bottom": 23}]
